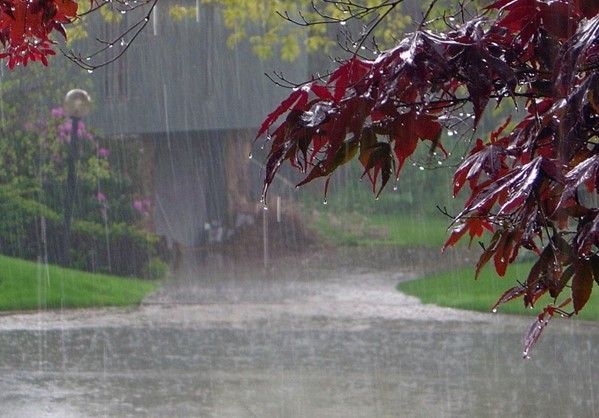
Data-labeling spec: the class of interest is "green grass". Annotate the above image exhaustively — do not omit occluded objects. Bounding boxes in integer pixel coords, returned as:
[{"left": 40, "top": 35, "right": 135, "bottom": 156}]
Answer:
[
  {"left": 0, "top": 255, "right": 159, "bottom": 311},
  {"left": 365, "top": 213, "right": 453, "bottom": 246},
  {"left": 307, "top": 210, "right": 453, "bottom": 247},
  {"left": 397, "top": 262, "right": 599, "bottom": 321}
]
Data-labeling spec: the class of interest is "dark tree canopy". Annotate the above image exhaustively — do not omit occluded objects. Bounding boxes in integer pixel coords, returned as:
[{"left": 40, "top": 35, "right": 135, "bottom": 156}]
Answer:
[{"left": 257, "top": 0, "right": 599, "bottom": 356}]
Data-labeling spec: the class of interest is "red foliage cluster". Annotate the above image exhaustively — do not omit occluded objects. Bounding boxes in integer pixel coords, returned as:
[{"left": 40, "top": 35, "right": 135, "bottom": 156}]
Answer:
[
  {"left": 0, "top": 0, "right": 80, "bottom": 68},
  {"left": 257, "top": 0, "right": 599, "bottom": 355}
]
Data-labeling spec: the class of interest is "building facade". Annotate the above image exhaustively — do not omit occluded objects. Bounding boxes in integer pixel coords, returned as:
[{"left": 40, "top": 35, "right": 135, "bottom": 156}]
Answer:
[{"left": 84, "top": 1, "right": 309, "bottom": 247}]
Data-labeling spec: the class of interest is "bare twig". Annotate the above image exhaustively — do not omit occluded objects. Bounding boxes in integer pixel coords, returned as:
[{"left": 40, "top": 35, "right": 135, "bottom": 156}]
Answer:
[{"left": 62, "top": 0, "right": 157, "bottom": 70}]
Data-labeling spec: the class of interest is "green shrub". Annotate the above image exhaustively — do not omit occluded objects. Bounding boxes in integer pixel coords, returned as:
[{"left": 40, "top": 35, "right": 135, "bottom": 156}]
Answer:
[
  {"left": 0, "top": 184, "right": 169, "bottom": 277},
  {"left": 143, "top": 257, "right": 169, "bottom": 280}
]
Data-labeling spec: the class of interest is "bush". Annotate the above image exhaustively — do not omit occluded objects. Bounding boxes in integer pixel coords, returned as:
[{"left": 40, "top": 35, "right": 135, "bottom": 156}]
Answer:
[
  {"left": 143, "top": 257, "right": 170, "bottom": 280},
  {"left": 69, "top": 220, "right": 168, "bottom": 277},
  {"left": 0, "top": 184, "right": 169, "bottom": 277},
  {"left": 0, "top": 183, "right": 60, "bottom": 260}
]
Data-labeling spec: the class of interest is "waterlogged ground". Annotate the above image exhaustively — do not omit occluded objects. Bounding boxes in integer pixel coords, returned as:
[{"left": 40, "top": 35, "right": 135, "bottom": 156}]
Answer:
[{"left": 0, "top": 247, "right": 598, "bottom": 417}]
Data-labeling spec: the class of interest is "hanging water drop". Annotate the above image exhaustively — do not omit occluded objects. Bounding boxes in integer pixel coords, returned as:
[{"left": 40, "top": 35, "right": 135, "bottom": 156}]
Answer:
[{"left": 248, "top": 152, "right": 253, "bottom": 159}]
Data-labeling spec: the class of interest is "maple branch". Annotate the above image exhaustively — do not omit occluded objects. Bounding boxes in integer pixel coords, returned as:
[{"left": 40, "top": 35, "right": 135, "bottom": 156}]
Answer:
[
  {"left": 277, "top": 1, "right": 404, "bottom": 28},
  {"left": 264, "top": 71, "right": 305, "bottom": 89},
  {"left": 63, "top": 0, "right": 157, "bottom": 71},
  {"left": 77, "top": 0, "right": 153, "bottom": 18},
  {"left": 418, "top": 0, "right": 439, "bottom": 30},
  {"left": 350, "top": 0, "right": 403, "bottom": 55}
]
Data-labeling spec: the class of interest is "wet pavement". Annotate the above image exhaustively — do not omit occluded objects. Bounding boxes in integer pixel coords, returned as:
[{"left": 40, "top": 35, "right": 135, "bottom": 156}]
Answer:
[{"left": 0, "top": 247, "right": 597, "bottom": 417}]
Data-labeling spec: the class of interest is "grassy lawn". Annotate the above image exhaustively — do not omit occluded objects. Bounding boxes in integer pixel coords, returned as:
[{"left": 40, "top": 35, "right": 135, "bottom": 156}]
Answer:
[
  {"left": 0, "top": 255, "right": 159, "bottom": 311},
  {"left": 397, "top": 262, "right": 599, "bottom": 321},
  {"left": 307, "top": 209, "right": 453, "bottom": 247}
]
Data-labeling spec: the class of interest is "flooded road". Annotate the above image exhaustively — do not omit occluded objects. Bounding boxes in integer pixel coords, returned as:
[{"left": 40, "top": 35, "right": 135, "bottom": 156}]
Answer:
[{"left": 0, "top": 248, "right": 598, "bottom": 417}]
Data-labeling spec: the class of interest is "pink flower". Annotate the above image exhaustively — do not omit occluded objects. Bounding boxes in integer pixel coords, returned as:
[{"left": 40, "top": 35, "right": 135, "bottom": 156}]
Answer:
[
  {"left": 133, "top": 200, "right": 144, "bottom": 213},
  {"left": 51, "top": 107, "right": 66, "bottom": 118},
  {"left": 133, "top": 198, "right": 151, "bottom": 216},
  {"left": 96, "top": 192, "right": 107, "bottom": 203},
  {"left": 98, "top": 148, "right": 110, "bottom": 158}
]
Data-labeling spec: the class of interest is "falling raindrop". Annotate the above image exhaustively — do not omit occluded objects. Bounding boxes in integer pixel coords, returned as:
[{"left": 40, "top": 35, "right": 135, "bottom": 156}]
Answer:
[{"left": 2, "top": 3, "right": 592, "bottom": 416}]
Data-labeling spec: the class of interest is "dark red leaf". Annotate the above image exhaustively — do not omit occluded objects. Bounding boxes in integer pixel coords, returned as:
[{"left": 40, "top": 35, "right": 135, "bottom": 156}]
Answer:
[
  {"left": 523, "top": 308, "right": 553, "bottom": 358},
  {"left": 255, "top": 87, "right": 309, "bottom": 140},
  {"left": 453, "top": 139, "right": 508, "bottom": 196},
  {"left": 359, "top": 141, "right": 394, "bottom": 197},
  {"left": 572, "top": 260, "right": 594, "bottom": 313},
  {"left": 310, "top": 84, "right": 334, "bottom": 101},
  {"left": 575, "top": 210, "right": 599, "bottom": 257},
  {"left": 492, "top": 284, "right": 527, "bottom": 312},
  {"left": 549, "top": 264, "right": 575, "bottom": 298},
  {"left": 558, "top": 154, "right": 599, "bottom": 209},
  {"left": 327, "top": 57, "right": 371, "bottom": 102},
  {"left": 443, "top": 217, "right": 494, "bottom": 251}
]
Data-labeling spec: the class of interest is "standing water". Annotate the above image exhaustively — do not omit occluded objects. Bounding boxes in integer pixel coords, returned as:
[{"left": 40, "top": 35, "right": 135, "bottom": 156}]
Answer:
[{"left": 0, "top": 248, "right": 596, "bottom": 417}]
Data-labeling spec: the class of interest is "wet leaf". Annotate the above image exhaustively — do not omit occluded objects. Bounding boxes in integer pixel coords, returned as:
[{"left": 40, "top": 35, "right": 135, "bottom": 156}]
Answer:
[
  {"left": 453, "top": 139, "right": 509, "bottom": 196},
  {"left": 492, "top": 284, "right": 527, "bottom": 312},
  {"left": 523, "top": 309, "right": 552, "bottom": 358},
  {"left": 572, "top": 259, "right": 594, "bottom": 313},
  {"left": 255, "top": 87, "right": 309, "bottom": 140},
  {"left": 359, "top": 142, "right": 394, "bottom": 197}
]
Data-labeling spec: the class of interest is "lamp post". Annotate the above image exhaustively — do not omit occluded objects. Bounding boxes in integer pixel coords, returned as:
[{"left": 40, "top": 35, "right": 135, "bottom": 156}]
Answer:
[{"left": 63, "top": 89, "right": 91, "bottom": 266}]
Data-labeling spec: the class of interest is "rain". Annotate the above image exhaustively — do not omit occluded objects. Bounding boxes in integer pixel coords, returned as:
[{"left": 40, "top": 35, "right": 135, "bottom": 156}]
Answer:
[{"left": 0, "top": 1, "right": 597, "bottom": 417}]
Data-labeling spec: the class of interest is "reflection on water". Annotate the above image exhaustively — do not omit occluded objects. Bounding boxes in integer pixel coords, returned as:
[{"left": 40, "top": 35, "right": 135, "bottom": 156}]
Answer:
[{"left": 0, "top": 320, "right": 598, "bottom": 417}]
